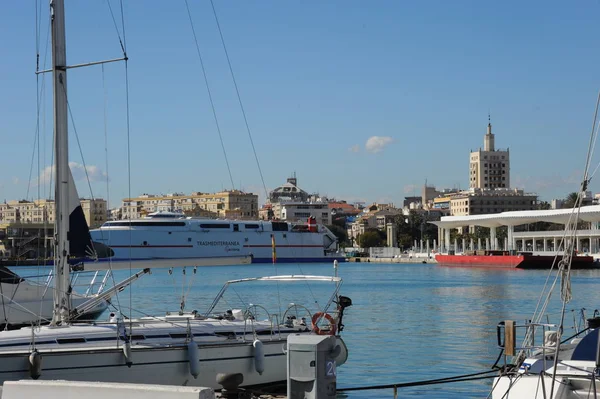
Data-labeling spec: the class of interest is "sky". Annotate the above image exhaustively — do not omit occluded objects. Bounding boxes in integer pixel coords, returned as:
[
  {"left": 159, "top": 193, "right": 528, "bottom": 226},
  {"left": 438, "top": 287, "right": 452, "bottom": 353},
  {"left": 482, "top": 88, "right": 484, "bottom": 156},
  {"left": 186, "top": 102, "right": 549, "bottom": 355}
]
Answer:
[{"left": 1, "top": 1, "right": 600, "bottom": 209}]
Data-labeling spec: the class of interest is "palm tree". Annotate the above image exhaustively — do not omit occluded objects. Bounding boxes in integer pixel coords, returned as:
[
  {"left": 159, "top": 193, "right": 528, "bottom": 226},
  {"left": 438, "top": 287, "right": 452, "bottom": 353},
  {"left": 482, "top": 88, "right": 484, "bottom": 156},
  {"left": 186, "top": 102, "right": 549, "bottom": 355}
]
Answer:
[{"left": 562, "top": 192, "right": 579, "bottom": 208}]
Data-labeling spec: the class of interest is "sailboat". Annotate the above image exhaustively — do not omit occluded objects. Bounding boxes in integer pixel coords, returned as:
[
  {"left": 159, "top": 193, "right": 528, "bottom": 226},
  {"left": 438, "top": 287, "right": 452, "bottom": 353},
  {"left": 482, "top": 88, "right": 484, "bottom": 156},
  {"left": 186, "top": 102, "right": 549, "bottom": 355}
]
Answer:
[
  {"left": 0, "top": 0, "right": 350, "bottom": 390},
  {"left": 490, "top": 96, "right": 600, "bottom": 398},
  {"left": 0, "top": 266, "right": 108, "bottom": 329}
]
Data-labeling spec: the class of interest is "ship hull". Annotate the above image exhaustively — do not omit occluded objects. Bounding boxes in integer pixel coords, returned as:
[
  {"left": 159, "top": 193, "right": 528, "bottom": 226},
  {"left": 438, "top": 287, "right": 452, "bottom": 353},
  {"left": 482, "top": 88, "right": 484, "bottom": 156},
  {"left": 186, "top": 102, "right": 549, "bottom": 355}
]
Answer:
[
  {"left": 435, "top": 254, "right": 598, "bottom": 269},
  {"left": 90, "top": 219, "right": 343, "bottom": 264}
]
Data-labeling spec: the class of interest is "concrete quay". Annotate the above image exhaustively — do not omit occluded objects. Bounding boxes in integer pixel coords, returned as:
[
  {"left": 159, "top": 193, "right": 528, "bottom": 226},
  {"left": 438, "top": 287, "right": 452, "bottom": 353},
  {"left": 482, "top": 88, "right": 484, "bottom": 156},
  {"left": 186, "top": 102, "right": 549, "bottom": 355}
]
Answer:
[{"left": 348, "top": 253, "right": 437, "bottom": 264}]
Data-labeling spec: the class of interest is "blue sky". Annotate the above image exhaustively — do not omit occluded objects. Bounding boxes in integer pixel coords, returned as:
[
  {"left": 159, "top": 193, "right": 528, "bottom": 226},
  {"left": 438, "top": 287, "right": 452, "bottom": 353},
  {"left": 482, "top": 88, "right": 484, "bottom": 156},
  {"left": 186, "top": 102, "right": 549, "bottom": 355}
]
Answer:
[{"left": 1, "top": 1, "right": 600, "bottom": 208}]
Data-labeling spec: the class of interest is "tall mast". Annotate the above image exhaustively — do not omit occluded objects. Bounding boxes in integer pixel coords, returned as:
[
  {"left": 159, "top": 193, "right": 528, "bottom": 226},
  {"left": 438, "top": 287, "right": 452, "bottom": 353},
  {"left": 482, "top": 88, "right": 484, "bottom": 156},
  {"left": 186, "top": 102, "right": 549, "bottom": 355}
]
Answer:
[{"left": 50, "top": 0, "right": 71, "bottom": 325}]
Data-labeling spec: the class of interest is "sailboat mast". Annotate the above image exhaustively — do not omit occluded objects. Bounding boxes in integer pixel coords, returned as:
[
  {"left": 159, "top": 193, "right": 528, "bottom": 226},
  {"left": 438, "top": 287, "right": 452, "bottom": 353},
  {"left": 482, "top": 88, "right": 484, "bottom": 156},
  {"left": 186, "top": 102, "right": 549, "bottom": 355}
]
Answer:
[{"left": 50, "top": 0, "right": 71, "bottom": 325}]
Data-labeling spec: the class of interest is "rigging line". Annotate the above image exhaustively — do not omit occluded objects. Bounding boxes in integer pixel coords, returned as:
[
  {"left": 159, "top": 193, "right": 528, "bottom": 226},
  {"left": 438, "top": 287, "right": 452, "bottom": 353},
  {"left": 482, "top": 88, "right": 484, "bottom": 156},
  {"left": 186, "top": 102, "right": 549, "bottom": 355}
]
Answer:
[
  {"left": 0, "top": 277, "right": 7, "bottom": 329},
  {"left": 209, "top": 0, "right": 268, "bottom": 200},
  {"left": 547, "top": 97, "right": 600, "bottom": 398},
  {"left": 104, "top": 0, "right": 126, "bottom": 55},
  {"left": 123, "top": 59, "right": 133, "bottom": 338},
  {"left": 101, "top": 64, "right": 122, "bottom": 314},
  {"left": 583, "top": 91, "right": 600, "bottom": 180},
  {"left": 184, "top": 0, "right": 235, "bottom": 190},
  {"left": 119, "top": 0, "right": 128, "bottom": 54},
  {"left": 61, "top": 85, "right": 97, "bottom": 204}
]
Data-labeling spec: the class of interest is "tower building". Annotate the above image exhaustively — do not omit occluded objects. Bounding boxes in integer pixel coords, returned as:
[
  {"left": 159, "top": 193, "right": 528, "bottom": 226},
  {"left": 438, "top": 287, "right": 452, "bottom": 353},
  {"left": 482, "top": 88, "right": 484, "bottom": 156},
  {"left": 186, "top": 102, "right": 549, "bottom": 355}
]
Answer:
[{"left": 469, "top": 118, "right": 510, "bottom": 189}]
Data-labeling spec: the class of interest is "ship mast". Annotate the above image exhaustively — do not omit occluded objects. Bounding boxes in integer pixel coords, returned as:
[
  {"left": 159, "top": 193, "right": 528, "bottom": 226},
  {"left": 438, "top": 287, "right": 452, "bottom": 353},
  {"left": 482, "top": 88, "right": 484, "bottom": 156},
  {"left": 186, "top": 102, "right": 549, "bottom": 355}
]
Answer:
[{"left": 50, "top": 0, "right": 71, "bottom": 325}]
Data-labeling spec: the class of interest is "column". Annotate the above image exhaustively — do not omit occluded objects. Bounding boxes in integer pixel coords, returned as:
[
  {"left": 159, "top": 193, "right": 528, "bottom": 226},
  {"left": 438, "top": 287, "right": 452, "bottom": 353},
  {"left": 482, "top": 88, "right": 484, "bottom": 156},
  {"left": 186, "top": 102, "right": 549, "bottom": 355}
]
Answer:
[
  {"left": 553, "top": 237, "right": 557, "bottom": 252},
  {"left": 433, "top": 239, "right": 437, "bottom": 252},
  {"left": 462, "top": 238, "right": 466, "bottom": 254},
  {"left": 504, "top": 237, "right": 508, "bottom": 251},
  {"left": 426, "top": 240, "right": 430, "bottom": 255},
  {"left": 577, "top": 238, "right": 581, "bottom": 253},
  {"left": 420, "top": 240, "right": 423, "bottom": 253},
  {"left": 470, "top": 238, "right": 474, "bottom": 251},
  {"left": 543, "top": 238, "right": 547, "bottom": 252},
  {"left": 445, "top": 228, "right": 451, "bottom": 253},
  {"left": 508, "top": 225, "right": 514, "bottom": 251},
  {"left": 490, "top": 227, "right": 497, "bottom": 250},
  {"left": 485, "top": 237, "right": 490, "bottom": 250},
  {"left": 532, "top": 238, "right": 537, "bottom": 252},
  {"left": 477, "top": 238, "right": 482, "bottom": 250}
]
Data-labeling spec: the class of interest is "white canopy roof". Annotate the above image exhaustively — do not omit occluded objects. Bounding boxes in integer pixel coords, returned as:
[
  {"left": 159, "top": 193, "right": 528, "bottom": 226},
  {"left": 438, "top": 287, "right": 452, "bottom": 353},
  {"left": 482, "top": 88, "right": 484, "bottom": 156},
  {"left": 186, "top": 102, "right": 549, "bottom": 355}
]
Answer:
[{"left": 430, "top": 205, "right": 600, "bottom": 229}]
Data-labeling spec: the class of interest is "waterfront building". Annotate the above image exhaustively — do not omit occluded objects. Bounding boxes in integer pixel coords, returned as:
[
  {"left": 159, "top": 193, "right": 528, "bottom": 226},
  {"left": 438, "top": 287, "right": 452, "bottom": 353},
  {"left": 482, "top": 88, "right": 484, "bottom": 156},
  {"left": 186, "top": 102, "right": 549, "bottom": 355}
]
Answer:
[
  {"left": 346, "top": 206, "right": 402, "bottom": 244},
  {"left": 432, "top": 205, "right": 600, "bottom": 255},
  {"left": 0, "top": 198, "right": 105, "bottom": 228},
  {"left": 328, "top": 201, "right": 362, "bottom": 217},
  {"left": 268, "top": 173, "right": 309, "bottom": 203},
  {"left": 469, "top": 120, "right": 510, "bottom": 189},
  {"left": 80, "top": 198, "right": 108, "bottom": 228},
  {"left": 120, "top": 190, "right": 258, "bottom": 220},
  {"left": 449, "top": 188, "right": 537, "bottom": 216},
  {"left": 271, "top": 201, "right": 332, "bottom": 225}
]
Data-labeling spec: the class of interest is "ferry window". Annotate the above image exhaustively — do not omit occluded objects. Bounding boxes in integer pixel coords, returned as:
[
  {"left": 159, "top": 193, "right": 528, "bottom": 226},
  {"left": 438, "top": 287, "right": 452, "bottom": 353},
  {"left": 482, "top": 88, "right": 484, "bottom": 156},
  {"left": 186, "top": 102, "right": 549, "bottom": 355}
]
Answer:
[
  {"left": 200, "top": 223, "right": 230, "bottom": 229},
  {"left": 233, "top": 224, "right": 239, "bottom": 232},
  {"left": 244, "top": 224, "right": 260, "bottom": 229},
  {"left": 272, "top": 222, "right": 289, "bottom": 232},
  {"left": 107, "top": 221, "right": 185, "bottom": 227}
]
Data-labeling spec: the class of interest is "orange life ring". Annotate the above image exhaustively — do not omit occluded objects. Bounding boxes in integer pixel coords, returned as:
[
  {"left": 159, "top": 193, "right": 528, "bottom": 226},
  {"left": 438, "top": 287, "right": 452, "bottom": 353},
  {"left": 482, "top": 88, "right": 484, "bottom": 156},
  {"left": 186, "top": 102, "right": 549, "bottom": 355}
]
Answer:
[{"left": 311, "top": 312, "right": 337, "bottom": 335}]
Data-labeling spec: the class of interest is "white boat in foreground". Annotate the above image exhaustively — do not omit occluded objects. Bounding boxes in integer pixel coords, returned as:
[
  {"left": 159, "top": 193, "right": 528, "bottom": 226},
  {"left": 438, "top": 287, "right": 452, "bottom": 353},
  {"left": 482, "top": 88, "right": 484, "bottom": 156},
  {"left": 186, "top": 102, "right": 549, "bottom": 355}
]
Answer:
[{"left": 0, "top": 274, "right": 351, "bottom": 389}]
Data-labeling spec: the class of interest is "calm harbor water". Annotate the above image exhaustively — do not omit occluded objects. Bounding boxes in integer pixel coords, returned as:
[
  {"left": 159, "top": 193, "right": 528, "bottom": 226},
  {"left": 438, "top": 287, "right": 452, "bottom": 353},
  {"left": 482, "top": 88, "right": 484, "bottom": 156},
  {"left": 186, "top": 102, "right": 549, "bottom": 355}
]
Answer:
[{"left": 11, "top": 261, "right": 600, "bottom": 398}]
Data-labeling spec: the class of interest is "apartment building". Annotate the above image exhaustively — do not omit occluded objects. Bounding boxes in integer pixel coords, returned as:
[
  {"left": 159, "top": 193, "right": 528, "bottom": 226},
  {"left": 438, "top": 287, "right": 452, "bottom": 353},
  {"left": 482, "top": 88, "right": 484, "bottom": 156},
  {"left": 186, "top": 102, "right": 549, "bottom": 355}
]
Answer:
[
  {"left": 120, "top": 190, "right": 258, "bottom": 220},
  {"left": 469, "top": 121, "right": 510, "bottom": 189},
  {"left": 0, "top": 198, "right": 105, "bottom": 228}
]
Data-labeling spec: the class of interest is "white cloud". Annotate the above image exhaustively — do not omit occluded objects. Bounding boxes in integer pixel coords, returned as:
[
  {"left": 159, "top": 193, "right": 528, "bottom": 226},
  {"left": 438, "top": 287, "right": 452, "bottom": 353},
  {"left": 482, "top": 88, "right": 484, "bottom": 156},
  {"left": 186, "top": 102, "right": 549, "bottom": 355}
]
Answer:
[
  {"left": 365, "top": 136, "right": 393, "bottom": 153},
  {"left": 36, "top": 162, "right": 108, "bottom": 186},
  {"left": 348, "top": 145, "right": 360, "bottom": 153}
]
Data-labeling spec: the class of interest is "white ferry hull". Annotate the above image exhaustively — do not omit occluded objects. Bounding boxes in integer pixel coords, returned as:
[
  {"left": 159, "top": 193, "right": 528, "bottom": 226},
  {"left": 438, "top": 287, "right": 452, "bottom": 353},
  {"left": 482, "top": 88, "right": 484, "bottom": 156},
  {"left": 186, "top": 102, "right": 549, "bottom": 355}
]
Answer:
[{"left": 91, "top": 219, "right": 344, "bottom": 264}]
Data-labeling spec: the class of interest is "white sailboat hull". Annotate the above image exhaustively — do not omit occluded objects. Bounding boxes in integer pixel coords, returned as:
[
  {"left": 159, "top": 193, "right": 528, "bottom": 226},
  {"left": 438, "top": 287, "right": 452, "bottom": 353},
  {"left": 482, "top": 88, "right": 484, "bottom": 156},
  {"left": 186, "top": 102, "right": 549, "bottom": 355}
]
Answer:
[
  {"left": 0, "top": 282, "right": 107, "bottom": 327},
  {"left": 0, "top": 321, "right": 346, "bottom": 389},
  {"left": 0, "top": 340, "right": 288, "bottom": 389}
]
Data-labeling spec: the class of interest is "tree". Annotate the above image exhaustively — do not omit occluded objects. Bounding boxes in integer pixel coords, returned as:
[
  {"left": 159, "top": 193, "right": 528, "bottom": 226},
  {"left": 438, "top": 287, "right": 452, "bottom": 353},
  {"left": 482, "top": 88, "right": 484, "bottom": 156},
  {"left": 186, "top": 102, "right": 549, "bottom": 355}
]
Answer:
[
  {"left": 358, "top": 228, "right": 386, "bottom": 248},
  {"left": 563, "top": 192, "right": 579, "bottom": 208},
  {"left": 393, "top": 210, "right": 438, "bottom": 249},
  {"left": 326, "top": 224, "right": 350, "bottom": 247},
  {"left": 538, "top": 201, "right": 551, "bottom": 210}
]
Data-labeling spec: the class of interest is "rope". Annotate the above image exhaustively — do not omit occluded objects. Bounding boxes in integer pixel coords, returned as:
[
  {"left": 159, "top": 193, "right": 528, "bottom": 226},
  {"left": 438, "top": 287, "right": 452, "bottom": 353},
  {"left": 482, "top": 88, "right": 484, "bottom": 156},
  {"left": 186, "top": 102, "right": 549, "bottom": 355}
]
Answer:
[
  {"left": 183, "top": 0, "right": 235, "bottom": 190},
  {"left": 336, "top": 369, "right": 498, "bottom": 392},
  {"left": 209, "top": 0, "right": 269, "bottom": 201},
  {"left": 101, "top": 63, "right": 122, "bottom": 314},
  {"left": 118, "top": 0, "right": 133, "bottom": 341}
]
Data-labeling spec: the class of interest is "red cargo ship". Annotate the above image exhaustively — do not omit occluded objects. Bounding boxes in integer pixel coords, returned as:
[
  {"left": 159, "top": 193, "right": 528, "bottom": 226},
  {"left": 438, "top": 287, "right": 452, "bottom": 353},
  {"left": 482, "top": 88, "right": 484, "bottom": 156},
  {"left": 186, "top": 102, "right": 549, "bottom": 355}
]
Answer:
[{"left": 435, "top": 250, "right": 598, "bottom": 269}]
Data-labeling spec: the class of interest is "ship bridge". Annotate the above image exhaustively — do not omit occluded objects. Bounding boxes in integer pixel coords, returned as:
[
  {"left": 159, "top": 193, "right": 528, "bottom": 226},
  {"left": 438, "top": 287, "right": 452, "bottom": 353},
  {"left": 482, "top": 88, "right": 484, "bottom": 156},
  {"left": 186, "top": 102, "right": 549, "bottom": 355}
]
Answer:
[{"left": 429, "top": 205, "right": 600, "bottom": 254}]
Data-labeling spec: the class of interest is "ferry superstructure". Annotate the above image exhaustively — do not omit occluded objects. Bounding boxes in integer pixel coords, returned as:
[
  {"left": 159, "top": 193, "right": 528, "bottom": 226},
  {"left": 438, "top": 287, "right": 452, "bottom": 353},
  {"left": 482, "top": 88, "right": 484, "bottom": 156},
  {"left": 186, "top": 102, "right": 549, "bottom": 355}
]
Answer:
[{"left": 90, "top": 213, "right": 343, "bottom": 264}]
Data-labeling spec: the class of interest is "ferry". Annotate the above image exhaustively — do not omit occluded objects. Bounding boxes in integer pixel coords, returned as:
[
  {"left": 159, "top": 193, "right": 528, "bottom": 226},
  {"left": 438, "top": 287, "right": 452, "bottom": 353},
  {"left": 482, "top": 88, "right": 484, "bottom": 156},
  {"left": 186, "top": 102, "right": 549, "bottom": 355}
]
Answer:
[{"left": 90, "top": 212, "right": 344, "bottom": 264}]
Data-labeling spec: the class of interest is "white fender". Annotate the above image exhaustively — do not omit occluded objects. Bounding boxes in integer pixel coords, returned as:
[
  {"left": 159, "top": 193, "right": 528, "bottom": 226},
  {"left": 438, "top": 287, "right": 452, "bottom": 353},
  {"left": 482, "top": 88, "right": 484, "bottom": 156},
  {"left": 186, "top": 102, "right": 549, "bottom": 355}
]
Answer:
[
  {"left": 28, "top": 350, "right": 42, "bottom": 380},
  {"left": 253, "top": 339, "right": 265, "bottom": 375},
  {"left": 122, "top": 341, "right": 132, "bottom": 367},
  {"left": 187, "top": 338, "right": 200, "bottom": 379}
]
